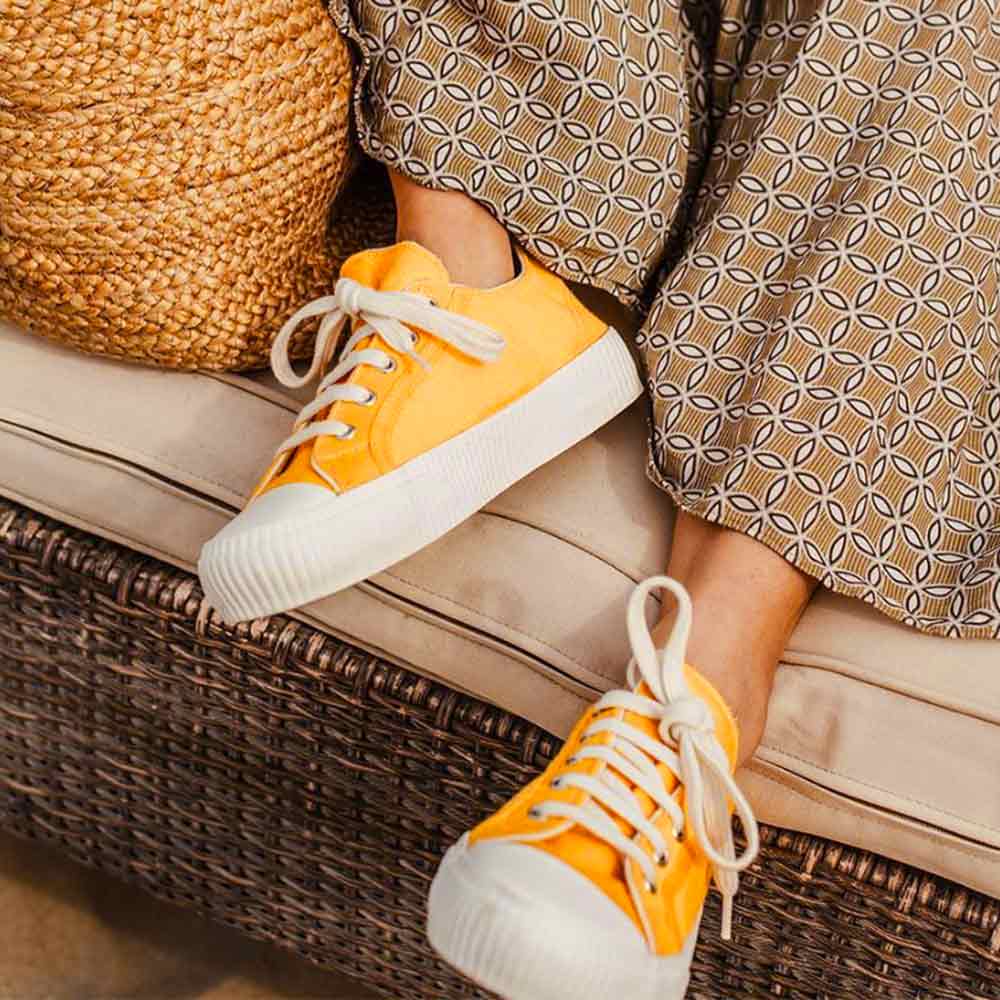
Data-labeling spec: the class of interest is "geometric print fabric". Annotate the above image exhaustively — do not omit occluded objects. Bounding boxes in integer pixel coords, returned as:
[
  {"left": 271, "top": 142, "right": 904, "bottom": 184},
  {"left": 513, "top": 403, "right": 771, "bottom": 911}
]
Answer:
[{"left": 336, "top": 0, "right": 1000, "bottom": 636}]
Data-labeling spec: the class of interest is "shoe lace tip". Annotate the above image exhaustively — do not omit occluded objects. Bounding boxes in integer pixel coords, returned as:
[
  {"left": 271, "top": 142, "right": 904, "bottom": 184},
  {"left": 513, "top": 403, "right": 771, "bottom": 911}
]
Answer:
[{"left": 721, "top": 894, "right": 734, "bottom": 941}]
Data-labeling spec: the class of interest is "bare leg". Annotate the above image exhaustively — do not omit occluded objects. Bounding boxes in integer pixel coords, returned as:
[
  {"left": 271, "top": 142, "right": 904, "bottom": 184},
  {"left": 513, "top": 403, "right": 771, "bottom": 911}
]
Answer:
[
  {"left": 389, "top": 170, "right": 516, "bottom": 288},
  {"left": 655, "top": 511, "right": 817, "bottom": 767}
]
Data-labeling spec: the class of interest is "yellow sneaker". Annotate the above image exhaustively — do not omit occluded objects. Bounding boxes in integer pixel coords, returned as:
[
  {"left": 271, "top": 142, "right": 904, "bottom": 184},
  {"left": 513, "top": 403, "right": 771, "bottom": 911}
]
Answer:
[
  {"left": 199, "top": 241, "right": 641, "bottom": 623},
  {"left": 427, "top": 576, "right": 759, "bottom": 1000}
]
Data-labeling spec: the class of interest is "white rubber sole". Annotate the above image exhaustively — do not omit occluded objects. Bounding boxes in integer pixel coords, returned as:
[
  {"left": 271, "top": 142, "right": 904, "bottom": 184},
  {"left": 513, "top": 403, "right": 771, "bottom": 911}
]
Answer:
[
  {"left": 199, "top": 327, "right": 642, "bottom": 623},
  {"left": 427, "top": 835, "right": 699, "bottom": 1000}
]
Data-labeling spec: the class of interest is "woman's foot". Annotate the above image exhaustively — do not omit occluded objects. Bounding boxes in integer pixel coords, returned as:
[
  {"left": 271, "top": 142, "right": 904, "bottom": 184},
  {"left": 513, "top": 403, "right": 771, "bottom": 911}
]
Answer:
[
  {"left": 427, "top": 576, "right": 759, "bottom": 1000},
  {"left": 199, "top": 240, "right": 641, "bottom": 623}
]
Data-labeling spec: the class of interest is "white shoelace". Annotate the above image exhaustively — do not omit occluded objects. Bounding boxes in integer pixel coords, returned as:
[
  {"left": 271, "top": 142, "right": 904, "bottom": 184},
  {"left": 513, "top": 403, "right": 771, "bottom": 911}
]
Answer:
[
  {"left": 531, "top": 576, "right": 760, "bottom": 940},
  {"left": 268, "top": 277, "right": 506, "bottom": 457}
]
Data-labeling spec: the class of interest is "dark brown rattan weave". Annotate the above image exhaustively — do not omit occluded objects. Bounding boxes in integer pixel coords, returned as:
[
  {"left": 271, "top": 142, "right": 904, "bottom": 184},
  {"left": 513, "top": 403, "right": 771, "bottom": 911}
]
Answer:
[{"left": 1, "top": 496, "right": 998, "bottom": 999}]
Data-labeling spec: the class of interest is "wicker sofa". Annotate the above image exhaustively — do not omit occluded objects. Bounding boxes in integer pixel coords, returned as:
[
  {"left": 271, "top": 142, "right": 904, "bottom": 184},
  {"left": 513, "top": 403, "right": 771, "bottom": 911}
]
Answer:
[{"left": 3, "top": 198, "right": 1000, "bottom": 995}]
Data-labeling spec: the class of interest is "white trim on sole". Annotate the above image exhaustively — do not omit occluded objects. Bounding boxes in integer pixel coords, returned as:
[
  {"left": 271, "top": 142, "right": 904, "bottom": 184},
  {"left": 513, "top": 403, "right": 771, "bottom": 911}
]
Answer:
[
  {"left": 427, "top": 834, "right": 699, "bottom": 1000},
  {"left": 198, "top": 328, "right": 642, "bottom": 623}
]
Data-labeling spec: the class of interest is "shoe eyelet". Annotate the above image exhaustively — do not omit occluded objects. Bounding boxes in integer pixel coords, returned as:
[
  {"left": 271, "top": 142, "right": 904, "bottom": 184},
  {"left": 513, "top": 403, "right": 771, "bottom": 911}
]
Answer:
[
  {"left": 337, "top": 425, "right": 356, "bottom": 440},
  {"left": 408, "top": 331, "right": 419, "bottom": 348},
  {"left": 360, "top": 388, "right": 377, "bottom": 406},
  {"left": 566, "top": 755, "right": 579, "bottom": 766},
  {"left": 550, "top": 777, "right": 564, "bottom": 790},
  {"left": 645, "top": 879, "right": 658, "bottom": 895},
  {"left": 674, "top": 827, "right": 686, "bottom": 843},
  {"left": 656, "top": 851, "right": 669, "bottom": 867},
  {"left": 528, "top": 806, "right": 543, "bottom": 821},
  {"left": 381, "top": 358, "right": 397, "bottom": 374}
]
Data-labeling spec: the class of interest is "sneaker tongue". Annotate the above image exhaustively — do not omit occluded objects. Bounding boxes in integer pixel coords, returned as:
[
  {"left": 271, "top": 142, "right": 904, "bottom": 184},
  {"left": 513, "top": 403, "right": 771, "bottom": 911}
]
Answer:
[
  {"left": 265, "top": 242, "right": 453, "bottom": 491},
  {"left": 340, "top": 240, "right": 452, "bottom": 300},
  {"left": 603, "top": 690, "right": 681, "bottom": 831},
  {"left": 540, "top": 692, "right": 677, "bottom": 887},
  {"left": 547, "top": 675, "right": 732, "bottom": 886},
  {"left": 600, "top": 673, "right": 736, "bottom": 830}
]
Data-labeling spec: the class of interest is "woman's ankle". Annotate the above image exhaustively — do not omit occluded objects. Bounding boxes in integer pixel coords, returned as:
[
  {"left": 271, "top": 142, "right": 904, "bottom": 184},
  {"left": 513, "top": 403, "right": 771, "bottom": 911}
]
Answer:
[
  {"left": 390, "top": 169, "right": 516, "bottom": 288},
  {"left": 658, "top": 513, "right": 816, "bottom": 768},
  {"left": 652, "top": 611, "right": 775, "bottom": 767}
]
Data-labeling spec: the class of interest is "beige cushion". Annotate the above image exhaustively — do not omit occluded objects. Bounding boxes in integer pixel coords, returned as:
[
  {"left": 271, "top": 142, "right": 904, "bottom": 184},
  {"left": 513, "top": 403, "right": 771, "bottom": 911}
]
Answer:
[{"left": 3, "top": 318, "right": 999, "bottom": 899}]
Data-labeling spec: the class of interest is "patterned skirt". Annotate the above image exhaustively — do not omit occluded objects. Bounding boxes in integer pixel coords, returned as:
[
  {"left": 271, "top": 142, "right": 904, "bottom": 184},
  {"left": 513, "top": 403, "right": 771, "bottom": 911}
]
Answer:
[{"left": 332, "top": 0, "right": 1000, "bottom": 639}]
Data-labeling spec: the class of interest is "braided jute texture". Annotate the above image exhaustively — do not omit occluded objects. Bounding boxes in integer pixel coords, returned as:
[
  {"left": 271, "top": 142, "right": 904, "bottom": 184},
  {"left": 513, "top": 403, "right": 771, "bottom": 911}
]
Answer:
[
  {"left": 1, "top": 495, "right": 999, "bottom": 999},
  {"left": 0, "top": 0, "right": 356, "bottom": 370}
]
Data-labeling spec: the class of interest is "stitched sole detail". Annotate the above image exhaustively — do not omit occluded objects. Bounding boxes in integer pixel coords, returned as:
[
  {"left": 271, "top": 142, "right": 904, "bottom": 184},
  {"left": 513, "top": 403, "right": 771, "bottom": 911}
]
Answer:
[
  {"left": 198, "top": 327, "right": 642, "bottom": 623},
  {"left": 427, "top": 834, "right": 699, "bottom": 1000}
]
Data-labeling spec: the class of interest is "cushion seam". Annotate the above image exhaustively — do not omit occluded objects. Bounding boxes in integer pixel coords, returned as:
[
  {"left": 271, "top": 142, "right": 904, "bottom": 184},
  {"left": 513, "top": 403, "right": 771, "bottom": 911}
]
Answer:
[
  {"left": 200, "top": 372, "right": 300, "bottom": 412},
  {"left": 382, "top": 566, "right": 618, "bottom": 687},
  {"left": 779, "top": 649, "right": 1000, "bottom": 726},
  {"left": 483, "top": 505, "right": 654, "bottom": 590},
  {"left": 759, "top": 744, "right": 1000, "bottom": 840},
  {"left": 0, "top": 484, "right": 200, "bottom": 570},
  {"left": 0, "top": 411, "right": 248, "bottom": 499},
  {"left": 0, "top": 483, "right": 600, "bottom": 705},
  {"left": 747, "top": 762, "right": 1000, "bottom": 863}
]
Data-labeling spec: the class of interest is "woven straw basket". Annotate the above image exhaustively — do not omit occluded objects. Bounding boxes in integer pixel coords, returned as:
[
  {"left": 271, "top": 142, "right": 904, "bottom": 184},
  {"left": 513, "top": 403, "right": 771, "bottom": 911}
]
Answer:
[{"left": 1, "top": 0, "right": 356, "bottom": 370}]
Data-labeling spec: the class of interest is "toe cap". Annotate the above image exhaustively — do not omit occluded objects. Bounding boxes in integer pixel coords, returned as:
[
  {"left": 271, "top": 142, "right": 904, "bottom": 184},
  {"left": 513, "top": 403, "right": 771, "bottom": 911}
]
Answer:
[
  {"left": 440, "top": 836, "right": 650, "bottom": 954},
  {"left": 219, "top": 483, "right": 336, "bottom": 538}
]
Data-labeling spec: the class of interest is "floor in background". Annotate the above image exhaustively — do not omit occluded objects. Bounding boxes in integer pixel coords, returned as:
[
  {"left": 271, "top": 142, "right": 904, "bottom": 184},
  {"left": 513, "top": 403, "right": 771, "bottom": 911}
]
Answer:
[{"left": 0, "top": 830, "right": 374, "bottom": 999}]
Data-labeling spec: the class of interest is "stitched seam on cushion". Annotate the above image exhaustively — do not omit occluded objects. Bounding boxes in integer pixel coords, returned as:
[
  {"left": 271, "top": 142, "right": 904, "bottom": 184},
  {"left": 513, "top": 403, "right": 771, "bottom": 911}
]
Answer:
[
  {"left": 483, "top": 506, "right": 653, "bottom": 587},
  {"left": 0, "top": 484, "right": 601, "bottom": 709},
  {"left": 759, "top": 744, "right": 1000, "bottom": 840},
  {"left": 777, "top": 650, "right": 1000, "bottom": 726},
  {"left": 746, "top": 762, "right": 1000, "bottom": 863},
  {"left": 3, "top": 405, "right": 641, "bottom": 683},
  {"left": 0, "top": 409, "right": 253, "bottom": 498},
  {"left": 6, "top": 457, "right": 999, "bottom": 859},
  {"left": 12, "top": 433, "right": 992, "bottom": 847},
  {"left": 381, "top": 563, "right": 619, "bottom": 687},
  {"left": 0, "top": 486, "right": 200, "bottom": 570},
  {"left": 202, "top": 373, "right": 300, "bottom": 412},
  {"left": 0, "top": 424, "right": 231, "bottom": 514},
  {"left": 361, "top": 580, "right": 599, "bottom": 702}
]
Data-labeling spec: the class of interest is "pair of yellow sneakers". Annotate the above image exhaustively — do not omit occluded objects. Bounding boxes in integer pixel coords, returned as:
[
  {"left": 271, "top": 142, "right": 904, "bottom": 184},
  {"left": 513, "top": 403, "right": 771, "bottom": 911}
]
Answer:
[{"left": 199, "top": 242, "right": 758, "bottom": 1000}]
